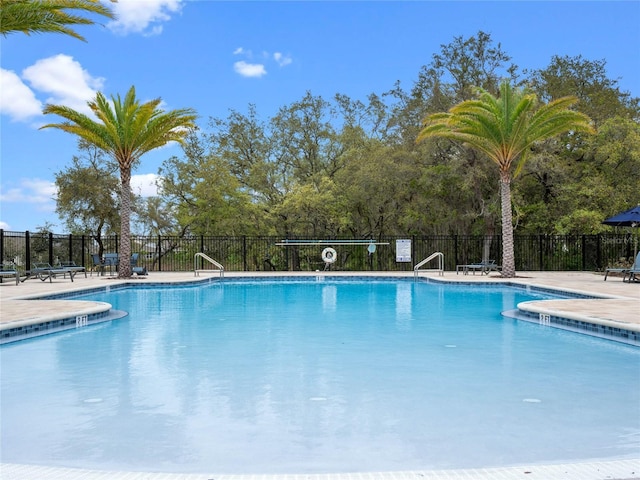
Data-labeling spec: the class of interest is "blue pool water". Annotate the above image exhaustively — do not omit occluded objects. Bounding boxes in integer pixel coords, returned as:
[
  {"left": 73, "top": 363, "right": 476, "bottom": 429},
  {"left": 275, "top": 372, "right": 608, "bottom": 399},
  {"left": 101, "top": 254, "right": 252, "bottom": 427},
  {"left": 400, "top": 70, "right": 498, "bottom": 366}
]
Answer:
[{"left": 1, "top": 279, "right": 639, "bottom": 474}]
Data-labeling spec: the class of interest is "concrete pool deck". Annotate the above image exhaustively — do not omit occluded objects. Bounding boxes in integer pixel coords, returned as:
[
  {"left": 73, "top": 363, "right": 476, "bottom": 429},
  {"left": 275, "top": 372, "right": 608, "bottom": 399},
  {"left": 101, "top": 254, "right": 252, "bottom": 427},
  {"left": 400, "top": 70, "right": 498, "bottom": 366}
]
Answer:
[{"left": 1, "top": 270, "right": 639, "bottom": 479}]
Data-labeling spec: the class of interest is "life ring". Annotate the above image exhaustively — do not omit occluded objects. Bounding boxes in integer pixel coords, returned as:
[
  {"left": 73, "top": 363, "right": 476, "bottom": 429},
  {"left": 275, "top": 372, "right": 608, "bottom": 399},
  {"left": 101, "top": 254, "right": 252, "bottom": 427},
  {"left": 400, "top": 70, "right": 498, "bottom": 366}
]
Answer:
[{"left": 322, "top": 247, "right": 337, "bottom": 264}]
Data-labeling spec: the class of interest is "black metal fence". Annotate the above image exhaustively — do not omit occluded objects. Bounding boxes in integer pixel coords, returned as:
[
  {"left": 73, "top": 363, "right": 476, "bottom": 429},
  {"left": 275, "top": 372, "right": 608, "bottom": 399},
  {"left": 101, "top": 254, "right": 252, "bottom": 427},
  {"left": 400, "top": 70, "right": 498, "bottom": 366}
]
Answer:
[{"left": 0, "top": 230, "right": 637, "bottom": 273}]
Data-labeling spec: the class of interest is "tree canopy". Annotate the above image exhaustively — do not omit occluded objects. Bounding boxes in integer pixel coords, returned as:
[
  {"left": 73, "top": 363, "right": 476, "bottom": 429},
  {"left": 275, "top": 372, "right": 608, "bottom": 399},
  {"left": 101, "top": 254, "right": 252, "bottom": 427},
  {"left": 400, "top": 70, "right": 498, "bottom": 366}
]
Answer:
[{"left": 53, "top": 32, "right": 639, "bottom": 257}]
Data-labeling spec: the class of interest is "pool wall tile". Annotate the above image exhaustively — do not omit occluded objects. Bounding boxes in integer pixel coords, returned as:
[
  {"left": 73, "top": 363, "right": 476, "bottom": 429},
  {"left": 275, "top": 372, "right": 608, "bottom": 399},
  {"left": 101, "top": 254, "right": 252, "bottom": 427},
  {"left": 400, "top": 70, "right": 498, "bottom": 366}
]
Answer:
[
  {"left": 0, "top": 309, "right": 127, "bottom": 344},
  {"left": 505, "top": 309, "right": 639, "bottom": 346}
]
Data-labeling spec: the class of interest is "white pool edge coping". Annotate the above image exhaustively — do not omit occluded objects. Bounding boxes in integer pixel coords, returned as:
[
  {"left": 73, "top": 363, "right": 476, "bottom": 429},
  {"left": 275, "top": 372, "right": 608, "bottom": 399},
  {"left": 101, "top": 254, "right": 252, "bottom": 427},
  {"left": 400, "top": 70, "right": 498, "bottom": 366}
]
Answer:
[{"left": 2, "top": 458, "right": 639, "bottom": 480}]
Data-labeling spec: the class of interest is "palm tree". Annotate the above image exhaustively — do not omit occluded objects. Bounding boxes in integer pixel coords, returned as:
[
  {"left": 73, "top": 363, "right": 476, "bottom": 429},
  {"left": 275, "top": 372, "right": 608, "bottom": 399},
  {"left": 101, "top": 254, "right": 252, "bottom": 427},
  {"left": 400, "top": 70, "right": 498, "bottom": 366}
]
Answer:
[
  {"left": 42, "top": 86, "right": 197, "bottom": 277},
  {"left": 0, "top": 0, "right": 115, "bottom": 42},
  {"left": 417, "top": 80, "right": 594, "bottom": 277}
]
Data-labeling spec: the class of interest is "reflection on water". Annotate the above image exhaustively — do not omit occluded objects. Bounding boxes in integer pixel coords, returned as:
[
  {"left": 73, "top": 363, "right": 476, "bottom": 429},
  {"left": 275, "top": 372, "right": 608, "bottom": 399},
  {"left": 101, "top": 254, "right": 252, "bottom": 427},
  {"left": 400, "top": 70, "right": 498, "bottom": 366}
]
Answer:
[
  {"left": 395, "top": 282, "right": 412, "bottom": 330},
  {"left": 322, "top": 285, "right": 336, "bottom": 312}
]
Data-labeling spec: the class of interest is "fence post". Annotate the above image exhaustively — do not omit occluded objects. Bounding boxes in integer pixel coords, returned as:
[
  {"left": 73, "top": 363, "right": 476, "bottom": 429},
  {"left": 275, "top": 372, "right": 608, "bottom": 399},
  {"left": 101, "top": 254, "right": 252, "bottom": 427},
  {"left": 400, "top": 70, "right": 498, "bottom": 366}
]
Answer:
[
  {"left": 538, "top": 235, "right": 543, "bottom": 271},
  {"left": 411, "top": 235, "right": 416, "bottom": 270},
  {"left": 68, "top": 234, "right": 73, "bottom": 264},
  {"left": 581, "top": 235, "right": 586, "bottom": 271},
  {"left": 285, "top": 236, "right": 290, "bottom": 271},
  {"left": 454, "top": 235, "right": 458, "bottom": 266},
  {"left": 25, "top": 231, "right": 31, "bottom": 271},
  {"left": 0, "top": 229, "right": 3, "bottom": 264},
  {"left": 157, "top": 235, "right": 162, "bottom": 272},
  {"left": 81, "top": 235, "right": 86, "bottom": 267},
  {"left": 242, "top": 236, "right": 247, "bottom": 271},
  {"left": 48, "top": 232, "right": 54, "bottom": 265}
]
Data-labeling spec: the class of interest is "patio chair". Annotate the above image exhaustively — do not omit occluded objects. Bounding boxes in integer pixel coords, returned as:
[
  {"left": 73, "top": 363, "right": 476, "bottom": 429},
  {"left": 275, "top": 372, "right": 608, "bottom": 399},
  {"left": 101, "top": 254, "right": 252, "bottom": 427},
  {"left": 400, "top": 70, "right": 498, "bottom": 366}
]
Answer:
[
  {"left": 0, "top": 264, "right": 20, "bottom": 285},
  {"left": 91, "top": 254, "right": 106, "bottom": 276},
  {"left": 91, "top": 253, "right": 119, "bottom": 276},
  {"left": 21, "top": 262, "right": 76, "bottom": 283},
  {"left": 104, "top": 253, "right": 119, "bottom": 276},
  {"left": 131, "top": 253, "right": 148, "bottom": 276},
  {"left": 604, "top": 251, "right": 640, "bottom": 281},
  {"left": 59, "top": 260, "right": 87, "bottom": 278}
]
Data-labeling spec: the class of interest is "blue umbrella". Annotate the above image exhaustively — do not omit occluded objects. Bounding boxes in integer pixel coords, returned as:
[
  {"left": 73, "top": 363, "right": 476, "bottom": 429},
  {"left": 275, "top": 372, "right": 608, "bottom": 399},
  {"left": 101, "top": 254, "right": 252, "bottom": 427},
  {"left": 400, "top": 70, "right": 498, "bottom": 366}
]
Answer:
[
  {"left": 602, "top": 205, "right": 640, "bottom": 227},
  {"left": 603, "top": 205, "right": 640, "bottom": 257}
]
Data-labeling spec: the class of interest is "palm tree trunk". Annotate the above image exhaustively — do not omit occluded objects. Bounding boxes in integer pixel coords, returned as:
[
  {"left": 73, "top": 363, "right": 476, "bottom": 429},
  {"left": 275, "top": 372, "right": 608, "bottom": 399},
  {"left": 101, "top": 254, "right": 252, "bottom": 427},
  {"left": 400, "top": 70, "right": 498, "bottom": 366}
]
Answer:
[
  {"left": 118, "top": 167, "right": 132, "bottom": 278},
  {"left": 500, "top": 170, "right": 516, "bottom": 277}
]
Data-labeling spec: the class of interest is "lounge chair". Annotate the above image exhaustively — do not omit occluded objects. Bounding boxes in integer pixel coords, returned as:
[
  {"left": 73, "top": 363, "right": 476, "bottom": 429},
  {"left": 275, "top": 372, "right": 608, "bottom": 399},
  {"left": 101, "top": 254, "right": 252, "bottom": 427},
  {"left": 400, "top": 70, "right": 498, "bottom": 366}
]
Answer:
[
  {"left": 59, "top": 260, "right": 87, "bottom": 278},
  {"left": 21, "top": 262, "right": 77, "bottom": 282},
  {"left": 0, "top": 264, "right": 20, "bottom": 285},
  {"left": 604, "top": 251, "right": 640, "bottom": 281},
  {"left": 456, "top": 259, "right": 501, "bottom": 275},
  {"left": 623, "top": 266, "right": 640, "bottom": 283}
]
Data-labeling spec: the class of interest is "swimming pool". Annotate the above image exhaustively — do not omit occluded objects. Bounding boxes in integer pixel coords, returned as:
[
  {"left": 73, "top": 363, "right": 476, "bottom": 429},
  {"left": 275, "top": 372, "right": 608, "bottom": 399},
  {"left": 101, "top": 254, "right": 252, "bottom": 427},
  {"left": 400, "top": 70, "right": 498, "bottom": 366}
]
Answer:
[{"left": 1, "top": 278, "right": 639, "bottom": 474}]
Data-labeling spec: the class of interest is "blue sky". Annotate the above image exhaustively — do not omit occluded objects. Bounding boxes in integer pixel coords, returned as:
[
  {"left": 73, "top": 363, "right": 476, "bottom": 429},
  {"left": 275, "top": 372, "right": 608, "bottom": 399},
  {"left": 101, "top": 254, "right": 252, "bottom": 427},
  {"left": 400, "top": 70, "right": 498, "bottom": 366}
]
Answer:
[{"left": 1, "top": 0, "right": 639, "bottom": 232}]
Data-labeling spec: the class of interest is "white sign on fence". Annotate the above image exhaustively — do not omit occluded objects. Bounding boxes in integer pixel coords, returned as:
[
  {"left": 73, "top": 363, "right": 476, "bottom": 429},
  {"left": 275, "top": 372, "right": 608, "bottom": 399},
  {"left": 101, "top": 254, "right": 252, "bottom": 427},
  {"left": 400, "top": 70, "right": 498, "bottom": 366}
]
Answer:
[{"left": 396, "top": 239, "right": 412, "bottom": 263}]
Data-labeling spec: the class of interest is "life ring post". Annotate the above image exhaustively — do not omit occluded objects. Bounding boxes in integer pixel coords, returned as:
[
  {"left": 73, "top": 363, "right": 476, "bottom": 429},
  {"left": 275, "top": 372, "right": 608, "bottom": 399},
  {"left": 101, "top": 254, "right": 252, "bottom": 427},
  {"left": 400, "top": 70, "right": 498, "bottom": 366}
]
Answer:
[{"left": 321, "top": 247, "right": 337, "bottom": 270}]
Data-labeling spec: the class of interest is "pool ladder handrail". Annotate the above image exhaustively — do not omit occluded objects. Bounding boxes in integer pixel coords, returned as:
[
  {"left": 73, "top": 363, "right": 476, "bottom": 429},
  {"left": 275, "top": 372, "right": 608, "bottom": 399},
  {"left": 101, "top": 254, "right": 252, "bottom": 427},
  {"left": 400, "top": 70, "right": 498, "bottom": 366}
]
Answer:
[
  {"left": 194, "top": 252, "right": 224, "bottom": 278},
  {"left": 414, "top": 252, "right": 444, "bottom": 278}
]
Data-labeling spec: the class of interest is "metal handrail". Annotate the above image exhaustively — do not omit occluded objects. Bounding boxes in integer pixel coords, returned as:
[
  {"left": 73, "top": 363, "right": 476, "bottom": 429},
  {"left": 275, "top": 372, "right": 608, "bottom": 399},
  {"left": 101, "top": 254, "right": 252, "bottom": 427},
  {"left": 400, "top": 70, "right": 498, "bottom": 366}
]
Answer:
[
  {"left": 194, "top": 252, "right": 224, "bottom": 278},
  {"left": 414, "top": 252, "right": 444, "bottom": 278}
]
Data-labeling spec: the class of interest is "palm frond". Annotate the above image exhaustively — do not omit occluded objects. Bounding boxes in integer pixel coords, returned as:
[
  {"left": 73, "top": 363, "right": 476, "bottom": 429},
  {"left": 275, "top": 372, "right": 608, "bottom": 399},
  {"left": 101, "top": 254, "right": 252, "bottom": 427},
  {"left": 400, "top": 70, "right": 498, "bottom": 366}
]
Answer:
[
  {"left": 42, "top": 86, "right": 197, "bottom": 173},
  {"left": 0, "top": 0, "right": 115, "bottom": 41},
  {"left": 417, "top": 79, "right": 595, "bottom": 174}
]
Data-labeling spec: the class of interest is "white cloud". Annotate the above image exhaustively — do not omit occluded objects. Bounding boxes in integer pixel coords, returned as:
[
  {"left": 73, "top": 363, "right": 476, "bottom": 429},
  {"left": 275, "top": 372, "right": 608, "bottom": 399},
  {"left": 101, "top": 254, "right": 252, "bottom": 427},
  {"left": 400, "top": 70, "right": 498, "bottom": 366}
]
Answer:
[
  {"left": 0, "top": 179, "right": 57, "bottom": 231},
  {"left": 0, "top": 178, "right": 57, "bottom": 209},
  {"left": 0, "top": 69, "right": 43, "bottom": 122},
  {"left": 22, "top": 54, "right": 104, "bottom": 116},
  {"left": 232, "top": 48, "right": 293, "bottom": 77},
  {"left": 131, "top": 173, "right": 160, "bottom": 197},
  {"left": 1, "top": 56, "right": 103, "bottom": 124},
  {"left": 0, "top": 188, "right": 23, "bottom": 203},
  {"left": 108, "top": 0, "right": 184, "bottom": 36},
  {"left": 233, "top": 61, "right": 267, "bottom": 78},
  {"left": 274, "top": 52, "right": 293, "bottom": 67}
]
